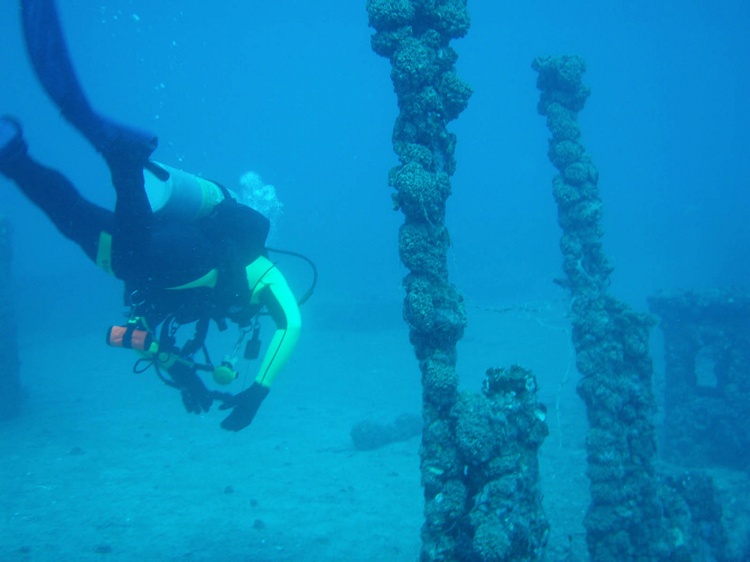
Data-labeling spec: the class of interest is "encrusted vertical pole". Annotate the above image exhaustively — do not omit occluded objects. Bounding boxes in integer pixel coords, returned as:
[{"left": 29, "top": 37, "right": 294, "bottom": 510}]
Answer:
[
  {"left": 0, "top": 216, "right": 23, "bottom": 420},
  {"left": 457, "top": 366, "right": 549, "bottom": 561},
  {"left": 365, "top": 1, "right": 472, "bottom": 560},
  {"left": 368, "top": 3, "right": 551, "bottom": 560},
  {"left": 532, "top": 55, "right": 672, "bottom": 561}
]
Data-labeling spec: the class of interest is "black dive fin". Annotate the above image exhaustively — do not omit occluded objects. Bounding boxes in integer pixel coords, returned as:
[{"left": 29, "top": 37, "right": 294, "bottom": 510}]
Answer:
[{"left": 20, "top": 0, "right": 157, "bottom": 162}]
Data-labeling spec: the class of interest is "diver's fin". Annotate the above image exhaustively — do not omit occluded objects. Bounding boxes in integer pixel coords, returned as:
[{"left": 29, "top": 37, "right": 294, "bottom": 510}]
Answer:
[
  {"left": 0, "top": 116, "right": 27, "bottom": 169},
  {"left": 20, "top": 0, "right": 157, "bottom": 162}
]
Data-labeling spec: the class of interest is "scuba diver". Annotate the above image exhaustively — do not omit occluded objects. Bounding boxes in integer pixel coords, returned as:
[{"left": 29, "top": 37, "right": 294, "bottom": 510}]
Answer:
[{"left": 0, "top": 0, "right": 304, "bottom": 431}]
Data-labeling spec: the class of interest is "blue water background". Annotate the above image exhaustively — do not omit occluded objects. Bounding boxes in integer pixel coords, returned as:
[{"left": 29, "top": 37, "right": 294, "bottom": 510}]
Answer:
[{"left": 1, "top": 1, "right": 747, "bottom": 315}]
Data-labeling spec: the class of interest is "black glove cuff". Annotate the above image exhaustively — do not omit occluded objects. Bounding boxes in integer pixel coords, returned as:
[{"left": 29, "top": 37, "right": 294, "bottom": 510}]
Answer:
[
  {"left": 246, "top": 381, "right": 270, "bottom": 403},
  {"left": 220, "top": 382, "right": 270, "bottom": 431}
]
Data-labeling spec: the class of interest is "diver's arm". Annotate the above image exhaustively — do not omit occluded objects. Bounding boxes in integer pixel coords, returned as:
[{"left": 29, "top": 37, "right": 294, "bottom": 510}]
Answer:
[
  {"left": 220, "top": 256, "right": 301, "bottom": 431},
  {"left": 251, "top": 260, "right": 302, "bottom": 387}
]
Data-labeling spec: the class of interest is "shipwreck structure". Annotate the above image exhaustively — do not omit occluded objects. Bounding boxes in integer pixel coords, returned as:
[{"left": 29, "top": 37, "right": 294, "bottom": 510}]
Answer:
[
  {"left": 649, "top": 289, "right": 750, "bottom": 470},
  {"left": 0, "top": 216, "right": 22, "bottom": 420}
]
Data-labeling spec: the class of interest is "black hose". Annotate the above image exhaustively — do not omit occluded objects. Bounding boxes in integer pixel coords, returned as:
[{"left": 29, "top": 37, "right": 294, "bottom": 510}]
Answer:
[{"left": 266, "top": 246, "right": 318, "bottom": 306}]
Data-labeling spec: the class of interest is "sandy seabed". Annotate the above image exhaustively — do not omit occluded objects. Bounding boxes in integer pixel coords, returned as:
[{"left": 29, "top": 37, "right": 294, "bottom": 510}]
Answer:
[{"left": 1, "top": 298, "right": 746, "bottom": 561}]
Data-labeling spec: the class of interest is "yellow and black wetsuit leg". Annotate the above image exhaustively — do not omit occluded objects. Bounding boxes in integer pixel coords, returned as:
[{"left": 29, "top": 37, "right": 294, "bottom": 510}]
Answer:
[
  {"left": 1, "top": 154, "right": 114, "bottom": 263},
  {"left": 246, "top": 256, "right": 302, "bottom": 387}
]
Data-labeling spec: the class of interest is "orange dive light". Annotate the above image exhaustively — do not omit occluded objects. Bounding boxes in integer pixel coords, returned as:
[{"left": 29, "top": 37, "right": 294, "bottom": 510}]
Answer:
[{"left": 106, "top": 324, "right": 154, "bottom": 352}]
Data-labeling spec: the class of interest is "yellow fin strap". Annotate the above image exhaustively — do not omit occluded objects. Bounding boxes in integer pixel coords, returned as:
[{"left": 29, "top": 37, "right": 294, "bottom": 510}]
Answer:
[{"left": 96, "top": 231, "right": 114, "bottom": 275}]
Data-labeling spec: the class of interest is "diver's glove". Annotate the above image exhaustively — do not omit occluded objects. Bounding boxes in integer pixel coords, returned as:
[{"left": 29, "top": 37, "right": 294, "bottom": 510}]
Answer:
[
  {"left": 168, "top": 361, "right": 212, "bottom": 414},
  {"left": 219, "top": 382, "right": 270, "bottom": 432}
]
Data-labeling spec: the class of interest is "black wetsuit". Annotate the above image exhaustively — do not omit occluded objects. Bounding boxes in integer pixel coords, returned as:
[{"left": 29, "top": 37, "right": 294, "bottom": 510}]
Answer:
[
  {"left": 3, "top": 154, "right": 268, "bottom": 298},
  {"left": 3, "top": 155, "right": 115, "bottom": 265},
  {"left": 6, "top": 155, "right": 208, "bottom": 287}
]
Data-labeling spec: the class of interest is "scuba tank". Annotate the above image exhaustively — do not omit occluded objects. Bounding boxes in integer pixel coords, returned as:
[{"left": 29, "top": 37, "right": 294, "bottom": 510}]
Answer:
[{"left": 144, "top": 162, "right": 235, "bottom": 222}]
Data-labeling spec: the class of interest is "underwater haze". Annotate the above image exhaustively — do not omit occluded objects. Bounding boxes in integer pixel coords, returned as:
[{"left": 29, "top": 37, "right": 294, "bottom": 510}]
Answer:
[
  {"left": 0, "top": 1, "right": 747, "bottom": 305},
  {"left": 1, "top": 1, "right": 748, "bottom": 561}
]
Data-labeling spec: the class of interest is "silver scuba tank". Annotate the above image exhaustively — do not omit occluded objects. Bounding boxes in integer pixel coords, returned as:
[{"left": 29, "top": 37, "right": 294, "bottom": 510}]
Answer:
[{"left": 144, "top": 162, "right": 231, "bottom": 222}]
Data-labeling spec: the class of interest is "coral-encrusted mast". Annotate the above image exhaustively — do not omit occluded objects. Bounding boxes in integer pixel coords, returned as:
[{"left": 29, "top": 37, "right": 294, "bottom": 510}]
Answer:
[
  {"left": 365, "top": 3, "right": 471, "bottom": 556},
  {"left": 533, "top": 55, "right": 672, "bottom": 561},
  {"left": 367, "top": 2, "right": 549, "bottom": 561},
  {"left": 367, "top": 1, "right": 471, "bottom": 559}
]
